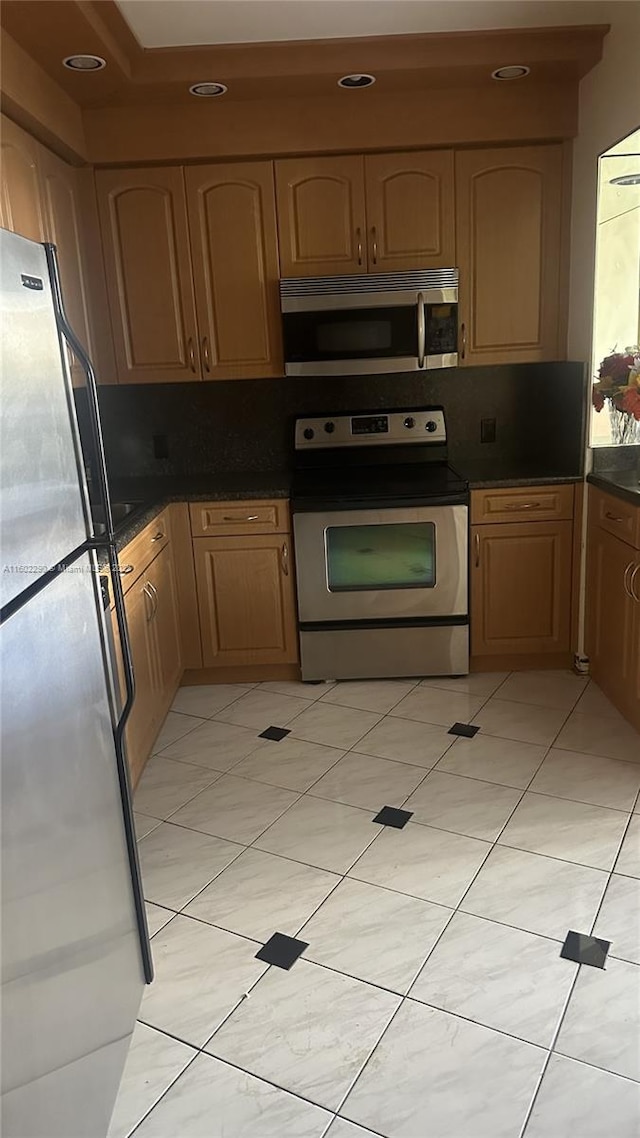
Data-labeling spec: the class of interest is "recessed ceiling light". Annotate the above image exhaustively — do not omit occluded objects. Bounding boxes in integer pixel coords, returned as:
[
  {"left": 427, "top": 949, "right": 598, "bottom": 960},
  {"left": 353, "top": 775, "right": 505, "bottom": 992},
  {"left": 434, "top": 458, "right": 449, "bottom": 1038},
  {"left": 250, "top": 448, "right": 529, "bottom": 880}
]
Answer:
[
  {"left": 491, "top": 65, "right": 530, "bottom": 81},
  {"left": 189, "top": 82, "right": 227, "bottom": 97},
  {"left": 610, "top": 173, "right": 640, "bottom": 186},
  {"left": 338, "top": 74, "right": 376, "bottom": 89},
  {"left": 63, "top": 54, "right": 106, "bottom": 71}
]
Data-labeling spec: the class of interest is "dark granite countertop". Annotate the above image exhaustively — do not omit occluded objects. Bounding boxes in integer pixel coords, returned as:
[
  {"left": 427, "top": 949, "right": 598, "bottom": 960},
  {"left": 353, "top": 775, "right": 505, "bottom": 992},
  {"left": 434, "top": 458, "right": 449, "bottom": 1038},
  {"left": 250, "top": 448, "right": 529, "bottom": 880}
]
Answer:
[
  {"left": 455, "top": 459, "right": 582, "bottom": 490},
  {"left": 99, "top": 463, "right": 587, "bottom": 565},
  {"left": 587, "top": 469, "right": 640, "bottom": 507},
  {"left": 96, "top": 471, "right": 291, "bottom": 566}
]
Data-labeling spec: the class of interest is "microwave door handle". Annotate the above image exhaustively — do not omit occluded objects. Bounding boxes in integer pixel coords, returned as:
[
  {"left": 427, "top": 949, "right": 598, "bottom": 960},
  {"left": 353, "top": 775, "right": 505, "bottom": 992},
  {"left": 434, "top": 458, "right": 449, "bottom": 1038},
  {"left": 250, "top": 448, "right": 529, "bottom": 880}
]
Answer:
[{"left": 417, "top": 292, "right": 426, "bottom": 368}]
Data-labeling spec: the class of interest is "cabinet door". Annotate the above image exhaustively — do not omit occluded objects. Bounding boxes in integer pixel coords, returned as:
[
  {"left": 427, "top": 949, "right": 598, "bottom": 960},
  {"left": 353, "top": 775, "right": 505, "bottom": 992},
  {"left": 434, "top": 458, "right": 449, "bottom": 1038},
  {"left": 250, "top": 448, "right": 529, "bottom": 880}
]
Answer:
[
  {"left": 0, "top": 115, "right": 46, "bottom": 242},
  {"left": 456, "top": 145, "right": 563, "bottom": 365},
  {"left": 194, "top": 534, "right": 298, "bottom": 667},
  {"left": 275, "top": 155, "right": 366, "bottom": 277},
  {"left": 39, "top": 146, "right": 95, "bottom": 388},
  {"left": 185, "top": 162, "right": 283, "bottom": 379},
  {"left": 147, "top": 542, "right": 182, "bottom": 707},
  {"left": 364, "top": 150, "right": 455, "bottom": 272},
  {"left": 95, "top": 167, "right": 199, "bottom": 384},
  {"left": 630, "top": 599, "right": 640, "bottom": 732},
  {"left": 123, "top": 576, "right": 158, "bottom": 787},
  {"left": 471, "top": 520, "right": 572, "bottom": 656},
  {"left": 586, "top": 525, "right": 637, "bottom": 706}
]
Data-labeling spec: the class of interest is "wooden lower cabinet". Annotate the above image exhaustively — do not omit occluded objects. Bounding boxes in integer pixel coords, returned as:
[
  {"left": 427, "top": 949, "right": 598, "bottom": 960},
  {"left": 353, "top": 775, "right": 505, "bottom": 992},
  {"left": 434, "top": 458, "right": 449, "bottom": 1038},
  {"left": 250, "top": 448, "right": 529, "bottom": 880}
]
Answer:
[
  {"left": 586, "top": 497, "right": 640, "bottom": 732},
  {"left": 471, "top": 520, "right": 573, "bottom": 657},
  {"left": 147, "top": 540, "right": 182, "bottom": 707},
  {"left": 122, "top": 575, "right": 158, "bottom": 787},
  {"left": 117, "top": 539, "right": 182, "bottom": 786},
  {"left": 194, "top": 533, "right": 298, "bottom": 668}
]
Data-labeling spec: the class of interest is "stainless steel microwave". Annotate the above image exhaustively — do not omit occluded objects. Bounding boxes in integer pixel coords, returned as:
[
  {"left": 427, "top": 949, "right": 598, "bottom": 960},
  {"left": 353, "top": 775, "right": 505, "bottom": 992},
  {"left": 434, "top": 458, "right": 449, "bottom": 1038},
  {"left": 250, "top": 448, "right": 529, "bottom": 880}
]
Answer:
[{"left": 280, "top": 268, "right": 458, "bottom": 376}]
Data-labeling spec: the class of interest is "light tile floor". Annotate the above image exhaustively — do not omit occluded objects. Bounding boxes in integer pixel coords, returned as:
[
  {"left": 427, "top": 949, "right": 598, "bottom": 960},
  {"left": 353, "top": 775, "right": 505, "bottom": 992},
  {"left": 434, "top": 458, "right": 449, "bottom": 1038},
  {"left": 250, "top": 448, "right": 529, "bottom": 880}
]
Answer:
[{"left": 109, "top": 671, "right": 640, "bottom": 1138}]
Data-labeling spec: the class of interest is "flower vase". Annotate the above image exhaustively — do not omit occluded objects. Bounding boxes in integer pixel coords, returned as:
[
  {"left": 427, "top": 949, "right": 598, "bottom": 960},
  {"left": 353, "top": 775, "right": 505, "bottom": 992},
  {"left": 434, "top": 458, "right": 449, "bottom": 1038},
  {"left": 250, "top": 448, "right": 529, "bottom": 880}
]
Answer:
[{"left": 608, "top": 405, "right": 640, "bottom": 445}]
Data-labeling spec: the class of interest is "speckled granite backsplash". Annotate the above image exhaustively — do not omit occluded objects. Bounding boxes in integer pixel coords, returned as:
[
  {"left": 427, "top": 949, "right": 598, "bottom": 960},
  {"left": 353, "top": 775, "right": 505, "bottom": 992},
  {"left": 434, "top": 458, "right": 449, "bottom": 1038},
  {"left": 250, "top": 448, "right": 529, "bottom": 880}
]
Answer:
[
  {"left": 79, "top": 361, "right": 588, "bottom": 484},
  {"left": 591, "top": 444, "right": 639, "bottom": 474}
]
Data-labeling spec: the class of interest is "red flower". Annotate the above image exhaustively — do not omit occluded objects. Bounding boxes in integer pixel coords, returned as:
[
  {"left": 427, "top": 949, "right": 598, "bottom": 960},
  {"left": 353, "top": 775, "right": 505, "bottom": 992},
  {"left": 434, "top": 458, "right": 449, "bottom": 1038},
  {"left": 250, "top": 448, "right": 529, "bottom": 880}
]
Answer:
[
  {"left": 621, "top": 388, "right": 640, "bottom": 421},
  {"left": 592, "top": 386, "right": 605, "bottom": 412},
  {"left": 598, "top": 353, "right": 634, "bottom": 383}
]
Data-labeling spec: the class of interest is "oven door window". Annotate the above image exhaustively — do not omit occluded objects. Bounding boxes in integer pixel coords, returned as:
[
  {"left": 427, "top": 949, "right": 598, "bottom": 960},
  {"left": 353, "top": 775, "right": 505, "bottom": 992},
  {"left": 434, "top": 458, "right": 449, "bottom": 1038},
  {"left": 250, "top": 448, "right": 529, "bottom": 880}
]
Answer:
[
  {"left": 283, "top": 305, "right": 417, "bottom": 362},
  {"left": 325, "top": 523, "right": 436, "bottom": 591}
]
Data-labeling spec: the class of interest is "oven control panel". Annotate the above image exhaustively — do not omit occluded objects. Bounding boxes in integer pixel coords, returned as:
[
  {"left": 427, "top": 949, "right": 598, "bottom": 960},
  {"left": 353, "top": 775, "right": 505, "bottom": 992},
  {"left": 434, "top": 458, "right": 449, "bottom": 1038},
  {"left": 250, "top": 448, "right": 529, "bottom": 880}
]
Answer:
[{"left": 295, "top": 409, "right": 446, "bottom": 449}]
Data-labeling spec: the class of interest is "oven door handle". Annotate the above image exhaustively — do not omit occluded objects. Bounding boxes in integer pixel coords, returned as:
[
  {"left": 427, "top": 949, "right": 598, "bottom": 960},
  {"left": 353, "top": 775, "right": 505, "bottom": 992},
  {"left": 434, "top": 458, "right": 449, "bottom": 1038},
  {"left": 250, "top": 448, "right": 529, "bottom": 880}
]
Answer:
[{"left": 417, "top": 292, "right": 426, "bottom": 369}]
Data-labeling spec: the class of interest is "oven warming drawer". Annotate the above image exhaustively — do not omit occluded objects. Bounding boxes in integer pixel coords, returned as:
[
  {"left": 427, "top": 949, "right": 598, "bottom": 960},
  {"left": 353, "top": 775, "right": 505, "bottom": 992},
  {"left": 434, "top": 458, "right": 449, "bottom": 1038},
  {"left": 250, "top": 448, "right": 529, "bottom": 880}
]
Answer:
[{"left": 299, "top": 623, "right": 469, "bottom": 681}]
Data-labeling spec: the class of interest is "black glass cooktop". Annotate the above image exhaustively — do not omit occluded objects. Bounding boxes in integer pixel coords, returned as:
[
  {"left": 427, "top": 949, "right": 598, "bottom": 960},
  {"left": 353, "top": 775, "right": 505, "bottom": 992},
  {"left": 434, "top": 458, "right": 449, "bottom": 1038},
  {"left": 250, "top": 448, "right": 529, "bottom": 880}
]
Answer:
[{"left": 291, "top": 460, "right": 468, "bottom": 511}]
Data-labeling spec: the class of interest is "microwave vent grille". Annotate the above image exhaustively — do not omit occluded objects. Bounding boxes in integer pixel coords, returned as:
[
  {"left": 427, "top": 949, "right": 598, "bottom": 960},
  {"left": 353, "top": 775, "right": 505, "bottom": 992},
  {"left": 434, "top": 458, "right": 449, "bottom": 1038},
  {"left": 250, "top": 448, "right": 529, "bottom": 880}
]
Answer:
[{"left": 280, "top": 268, "right": 458, "bottom": 299}]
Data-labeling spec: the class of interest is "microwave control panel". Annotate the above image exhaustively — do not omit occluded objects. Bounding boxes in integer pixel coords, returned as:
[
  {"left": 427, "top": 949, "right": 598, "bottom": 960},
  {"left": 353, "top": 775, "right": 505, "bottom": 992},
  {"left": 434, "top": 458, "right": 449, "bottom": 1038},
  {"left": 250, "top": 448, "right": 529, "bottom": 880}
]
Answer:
[{"left": 295, "top": 409, "right": 446, "bottom": 449}]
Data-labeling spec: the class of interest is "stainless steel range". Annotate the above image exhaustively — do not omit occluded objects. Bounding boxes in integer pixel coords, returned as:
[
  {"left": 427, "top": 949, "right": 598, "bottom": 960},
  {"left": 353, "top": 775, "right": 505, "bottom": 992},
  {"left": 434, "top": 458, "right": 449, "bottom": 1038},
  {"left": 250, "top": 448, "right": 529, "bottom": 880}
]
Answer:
[{"left": 291, "top": 407, "right": 469, "bottom": 680}]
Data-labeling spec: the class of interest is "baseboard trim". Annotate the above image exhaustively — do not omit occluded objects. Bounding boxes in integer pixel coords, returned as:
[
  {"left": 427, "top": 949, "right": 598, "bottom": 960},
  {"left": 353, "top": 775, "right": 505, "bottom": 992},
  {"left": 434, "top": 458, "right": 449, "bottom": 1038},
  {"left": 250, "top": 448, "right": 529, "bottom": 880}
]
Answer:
[
  {"left": 181, "top": 663, "right": 302, "bottom": 685},
  {"left": 470, "top": 652, "right": 573, "bottom": 672}
]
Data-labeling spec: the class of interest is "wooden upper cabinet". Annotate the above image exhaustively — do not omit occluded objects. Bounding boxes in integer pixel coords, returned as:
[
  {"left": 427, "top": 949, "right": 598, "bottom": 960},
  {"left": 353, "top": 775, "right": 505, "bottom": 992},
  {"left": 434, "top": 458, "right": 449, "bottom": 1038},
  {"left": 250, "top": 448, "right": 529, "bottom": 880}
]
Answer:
[
  {"left": 364, "top": 150, "right": 455, "bottom": 271},
  {"left": 275, "top": 155, "right": 366, "bottom": 277},
  {"left": 456, "top": 145, "right": 563, "bottom": 365},
  {"left": 185, "top": 162, "right": 282, "bottom": 379},
  {"left": 0, "top": 116, "right": 46, "bottom": 242},
  {"left": 95, "top": 167, "right": 199, "bottom": 384},
  {"left": 39, "top": 147, "right": 94, "bottom": 387}
]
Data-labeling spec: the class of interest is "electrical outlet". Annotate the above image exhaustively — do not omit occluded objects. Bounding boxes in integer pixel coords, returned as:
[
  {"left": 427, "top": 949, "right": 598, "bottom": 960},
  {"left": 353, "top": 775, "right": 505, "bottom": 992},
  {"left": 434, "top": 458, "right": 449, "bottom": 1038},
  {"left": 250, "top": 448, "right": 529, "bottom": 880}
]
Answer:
[
  {"left": 481, "top": 418, "right": 496, "bottom": 444},
  {"left": 153, "top": 433, "right": 169, "bottom": 460}
]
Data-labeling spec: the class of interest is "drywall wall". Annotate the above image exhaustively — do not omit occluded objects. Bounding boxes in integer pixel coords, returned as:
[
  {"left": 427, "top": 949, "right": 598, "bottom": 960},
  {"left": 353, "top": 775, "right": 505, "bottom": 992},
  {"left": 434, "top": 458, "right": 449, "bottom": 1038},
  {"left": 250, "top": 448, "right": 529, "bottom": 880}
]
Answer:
[{"left": 567, "top": 2, "right": 640, "bottom": 364}]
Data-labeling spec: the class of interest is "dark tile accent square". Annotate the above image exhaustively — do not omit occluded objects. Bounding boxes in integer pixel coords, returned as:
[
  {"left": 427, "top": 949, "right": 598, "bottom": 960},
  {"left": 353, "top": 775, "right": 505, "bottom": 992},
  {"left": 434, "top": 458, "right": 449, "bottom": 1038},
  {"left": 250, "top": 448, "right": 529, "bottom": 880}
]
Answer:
[
  {"left": 560, "top": 930, "right": 610, "bottom": 969},
  {"left": 373, "top": 806, "right": 413, "bottom": 829},
  {"left": 448, "top": 722, "right": 480, "bottom": 738},
  {"left": 256, "top": 932, "right": 308, "bottom": 970},
  {"left": 259, "top": 726, "right": 291, "bottom": 741}
]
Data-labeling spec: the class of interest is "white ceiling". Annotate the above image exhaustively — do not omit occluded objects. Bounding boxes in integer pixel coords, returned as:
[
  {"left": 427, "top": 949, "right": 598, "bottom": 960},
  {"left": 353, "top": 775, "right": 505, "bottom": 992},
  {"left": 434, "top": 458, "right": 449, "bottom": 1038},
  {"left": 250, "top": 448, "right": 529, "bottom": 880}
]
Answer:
[{"left": 116, "top": 0, "right": 615, "bottom": 49}]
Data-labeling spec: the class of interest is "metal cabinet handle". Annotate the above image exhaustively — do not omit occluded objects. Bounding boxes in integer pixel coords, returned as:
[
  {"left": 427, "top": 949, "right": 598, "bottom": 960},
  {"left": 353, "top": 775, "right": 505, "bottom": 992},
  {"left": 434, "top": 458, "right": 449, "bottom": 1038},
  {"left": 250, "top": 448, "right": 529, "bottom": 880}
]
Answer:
[
  {"left": 202, "top": 336, "right": 211, "bottom": 373},
  {"left": 223, "top": 514, "right": 259, "bottom": 523},
  {"left": 187, "top": 337, "right": 196, "bottom": 374},
  {"left": 630, "top": 564, "right": 640, "bottom": 603},
  {"left": 371, "top": 226, "right": 378, "bottom": 265},
  {"left": 605, "top": 510, "right": 625, "bottom": 523},
  {"left": 355, "top": 227, "right": 363, "bottom": 266},
  {"left": 148, "top": 581, "right": 159, "bottom": 617},
  {"left": 474, "top": 532, "right": 480, "bottom": 568},
  {"left": 151, "top": 531, "right": 165, "bottom": 542},
  {"left": 623, "top": 562, "right": 635, "bottom": 599},
  {"left": 281, "top": 542, "right": 289, "bottom": 576},
  {"left": 142, "top": 582, "right": 154, "bottom": 621},
  {"left": 503, "top": 501, "right": 543, "bottom": 512},
  {"left": 121, "top": 563, "right": 134, "bottom": 575},
  {"left": 460, "top": 322, "right": 466, "bottom": 361},
  {"left": 417, "top": 292, "right": 426, "bottom": 369}
]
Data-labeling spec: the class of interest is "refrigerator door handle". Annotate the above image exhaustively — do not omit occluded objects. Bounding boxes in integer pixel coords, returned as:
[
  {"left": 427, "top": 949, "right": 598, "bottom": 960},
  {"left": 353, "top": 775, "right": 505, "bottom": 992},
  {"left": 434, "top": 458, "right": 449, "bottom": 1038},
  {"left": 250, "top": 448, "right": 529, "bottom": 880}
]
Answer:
[{"left": 44, "top": 243, "right": 153, "bottom": 984}]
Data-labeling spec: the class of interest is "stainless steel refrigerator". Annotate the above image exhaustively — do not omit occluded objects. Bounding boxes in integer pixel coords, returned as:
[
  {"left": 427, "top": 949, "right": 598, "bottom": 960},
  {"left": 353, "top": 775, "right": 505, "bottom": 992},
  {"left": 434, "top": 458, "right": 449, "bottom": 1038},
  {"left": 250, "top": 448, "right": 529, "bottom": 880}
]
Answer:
[{"left": 0, "top": 228, "right": 152, "bottom": 1138}]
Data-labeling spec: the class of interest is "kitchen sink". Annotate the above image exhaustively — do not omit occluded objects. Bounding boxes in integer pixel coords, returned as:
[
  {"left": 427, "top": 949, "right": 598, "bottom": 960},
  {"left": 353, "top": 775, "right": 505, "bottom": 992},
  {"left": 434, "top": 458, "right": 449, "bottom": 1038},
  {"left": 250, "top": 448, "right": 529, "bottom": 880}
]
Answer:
[{"left": 91, "top": 501, "right": 144, "bottom": 534}]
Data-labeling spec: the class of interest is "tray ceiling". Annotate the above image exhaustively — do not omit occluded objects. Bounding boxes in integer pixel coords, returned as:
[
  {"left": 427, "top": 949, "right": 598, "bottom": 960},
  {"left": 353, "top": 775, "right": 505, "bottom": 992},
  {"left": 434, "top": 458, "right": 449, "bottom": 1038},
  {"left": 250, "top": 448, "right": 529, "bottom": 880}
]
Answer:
[{"left": 115, "top": 0, "right": 614, "bottom": 49}]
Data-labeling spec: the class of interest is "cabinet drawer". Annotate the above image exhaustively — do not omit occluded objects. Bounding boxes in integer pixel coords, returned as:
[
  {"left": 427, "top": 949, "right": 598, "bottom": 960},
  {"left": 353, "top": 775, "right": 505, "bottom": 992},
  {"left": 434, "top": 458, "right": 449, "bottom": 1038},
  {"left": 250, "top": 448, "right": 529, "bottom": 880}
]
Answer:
[
  {"left": 590, "top": 487, "right": 640, "bottom": 550},
  {"left": 189, "top": 499, "right": 290, "bottom": 537},
  {"left": 471, "top": 484, "right": 575, "bottom": 524},
  {"left": 118, "top": 508, "right": 170, "bottom": 592}
]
